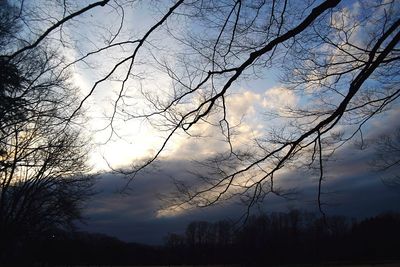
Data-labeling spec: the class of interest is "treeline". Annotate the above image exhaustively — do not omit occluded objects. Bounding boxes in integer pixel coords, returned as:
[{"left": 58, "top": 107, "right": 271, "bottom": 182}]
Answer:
[
  {"left": 164, "top": 210, "right": 400, "bottom": 265},
  {"left": 3, "top": 211, "right": 400, "bottom": 266}
]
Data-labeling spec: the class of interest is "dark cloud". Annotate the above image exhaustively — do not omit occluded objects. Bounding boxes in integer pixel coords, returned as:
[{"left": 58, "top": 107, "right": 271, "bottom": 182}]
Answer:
[{"left": 79, "top": 114, "right": 400, "bottom": 244}]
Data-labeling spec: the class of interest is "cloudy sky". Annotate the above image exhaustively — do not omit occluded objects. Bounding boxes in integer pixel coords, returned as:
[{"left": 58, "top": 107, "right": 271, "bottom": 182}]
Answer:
[
  {"left": 80, "top": 141, "right": 400, "bottom": 244},
  {"left": 79, "top": 105, "right": 400, "bottom": 245},
  {"left": 46, "top": 0, "right": 400, "bottom": 244}
]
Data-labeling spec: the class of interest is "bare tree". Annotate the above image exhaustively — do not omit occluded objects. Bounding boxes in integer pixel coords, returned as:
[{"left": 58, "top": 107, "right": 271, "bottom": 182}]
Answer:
[
  {"left": 2, "top": 0, "right": 399, "bottom": 217},
  {"left": 0, "top": 1, "right": 94, "bottom": 260}
]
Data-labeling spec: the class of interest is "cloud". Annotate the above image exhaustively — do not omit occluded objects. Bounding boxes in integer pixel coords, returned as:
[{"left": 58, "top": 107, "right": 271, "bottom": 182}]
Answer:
[
  {"left": 80, "top": 162, "right": 248, "bottom": 244},
  {"left": 166, "top": 90, "right": 264, "bottom": 160},
  {"left": 80, "top": 132, "right": 400, "bottom": 244},
  {"left": 226, "top": 91, "right": 261, "bottom": 122},
  {"left": 262, "top": 86, "right": 298, "bottom": 114},
  {"left": 78, "top": 72, "right": 400, "bottom": 246}
]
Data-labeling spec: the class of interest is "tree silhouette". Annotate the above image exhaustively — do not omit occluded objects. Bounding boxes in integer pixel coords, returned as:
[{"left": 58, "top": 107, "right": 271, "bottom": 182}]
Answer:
[
  {"left": 0, "top": 1, "right": 93, "bottom": 263},
  {"left": 163, "top": 211, "right": 400, "bottom": 265},
  {"left": 1, "top": 0, "right": 399, "bottom": 216}
]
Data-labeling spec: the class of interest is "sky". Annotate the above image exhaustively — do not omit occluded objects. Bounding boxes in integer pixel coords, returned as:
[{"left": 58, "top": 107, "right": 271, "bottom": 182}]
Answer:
[
  {"left": 80, "top": 140, "right": 400, "bottom": 244},
  {"left": 44, "top": 0, "right": 400, "bottom": 244}
]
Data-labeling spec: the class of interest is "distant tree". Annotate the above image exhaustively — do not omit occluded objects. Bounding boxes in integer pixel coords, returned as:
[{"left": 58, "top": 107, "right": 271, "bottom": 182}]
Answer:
[
  {"left": 215, "top": 219, "right": 233, "bottom": 246},
  {"left": 164, "top": 211, "right": 400, "bottom": 265},
  {"left": 165, "top": 232, "right": 185, "bottom": 249},
  {"left": 0, "top": 1, "right": 93, "bottom": 263},
  {"left": 371, "top": 128, "right": 400, "bottom": 186}
]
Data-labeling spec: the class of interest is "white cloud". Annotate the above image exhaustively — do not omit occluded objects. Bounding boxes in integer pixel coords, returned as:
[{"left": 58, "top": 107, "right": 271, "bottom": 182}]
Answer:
[
  {"left": 226, "top": 91, "right": 261, "bottom": 122},
  {"left": 166, "top": 90, "right": 264, "bottom": 160},
  {"left": 262, "top": 87, "right": 297, "bottom": 113}
]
